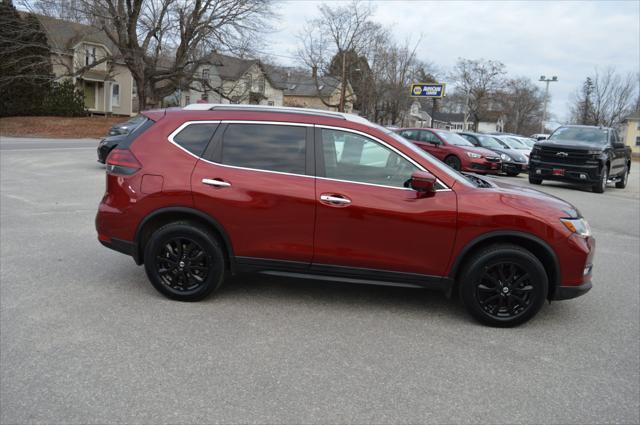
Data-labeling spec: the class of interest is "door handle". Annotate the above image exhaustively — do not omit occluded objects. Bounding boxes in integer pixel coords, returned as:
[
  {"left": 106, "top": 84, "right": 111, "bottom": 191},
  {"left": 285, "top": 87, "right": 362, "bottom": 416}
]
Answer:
[
  {"left": 202, "top": 178, "right": 231, "bottom": 188},
  {"left": 320, "top": 194, "right": 351, "bottom": 205}
]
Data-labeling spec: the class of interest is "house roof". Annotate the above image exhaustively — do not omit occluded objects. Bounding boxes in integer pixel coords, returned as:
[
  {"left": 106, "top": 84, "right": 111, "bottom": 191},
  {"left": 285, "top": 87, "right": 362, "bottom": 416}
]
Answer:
[
  {"left": 623, "top": 113, "right": 640, "bottom": 122},
  {"left": 432, "top": 112, "right": 465, "bottom": 123},
  {"left": 265, "top": 65, "right": 343, "bottom": 97},
  {"left": 32, "top": 14, "right": 119, "bottom": 56},
  {"left": 204, "top": 53, "right": 259, "bottom": 81}
]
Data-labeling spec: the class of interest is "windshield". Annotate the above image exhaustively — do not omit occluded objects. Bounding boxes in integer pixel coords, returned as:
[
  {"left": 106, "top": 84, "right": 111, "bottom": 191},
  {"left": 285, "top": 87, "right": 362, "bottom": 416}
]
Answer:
[
  {"left": 549, "top": 127, "right": 607, "bottom": 144},
  {"left": 477, "top": 135, "right": 504, "bottom": 149},
  {"left": 376, "top": 125, "right": 473, "bottom": 187},
  {"left": 518, "top": 138, "right": 536, "bottom": 148},
  {"left": 435, "top": 130, "right": 474, "bottom": 146},
  {"left": 498, "top": 137, "right": 528, "bottom": 150}
]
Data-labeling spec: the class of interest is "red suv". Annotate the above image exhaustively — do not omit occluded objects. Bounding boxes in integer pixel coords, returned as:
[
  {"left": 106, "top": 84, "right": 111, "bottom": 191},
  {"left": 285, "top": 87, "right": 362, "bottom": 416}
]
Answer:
[
  {"left": 398, "top": 128, "right": 502, "bottom": 173},
  {"left": 96, "top": 105, "right": 594, "bottom": 327}
]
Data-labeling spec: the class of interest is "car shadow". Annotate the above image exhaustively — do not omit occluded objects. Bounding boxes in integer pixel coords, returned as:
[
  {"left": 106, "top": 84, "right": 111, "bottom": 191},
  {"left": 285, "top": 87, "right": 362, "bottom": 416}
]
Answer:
[{"left": 210, "top": 272, "right": 470, "bottom": 321}]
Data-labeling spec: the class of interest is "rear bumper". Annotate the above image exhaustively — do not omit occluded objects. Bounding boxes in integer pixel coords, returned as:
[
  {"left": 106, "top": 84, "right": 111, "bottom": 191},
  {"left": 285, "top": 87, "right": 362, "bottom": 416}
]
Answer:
[
  {"left": 99, "top": 237, "right": 139, "bottom": 263},
  {"left": 552, "top": 280, "right": 592, "bottom": 300}
]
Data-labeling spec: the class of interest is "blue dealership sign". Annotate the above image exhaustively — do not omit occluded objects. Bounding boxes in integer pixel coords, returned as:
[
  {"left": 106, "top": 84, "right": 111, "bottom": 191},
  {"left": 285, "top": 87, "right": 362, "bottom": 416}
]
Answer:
[{"left": 410, "top": 83, "right": 446, "bottom": 98}]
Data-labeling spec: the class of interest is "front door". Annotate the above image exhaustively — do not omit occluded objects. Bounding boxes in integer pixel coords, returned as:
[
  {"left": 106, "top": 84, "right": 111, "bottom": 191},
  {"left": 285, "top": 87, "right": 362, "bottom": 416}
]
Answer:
[
  {"left": 191, "top": 122, "right": 316, "bottom": 264},
  {"left": 83, "top": 81, "right": 96, "bottom": 109},
  {"left": 313, "top": 127, "right": 457, "bottom": 278}
]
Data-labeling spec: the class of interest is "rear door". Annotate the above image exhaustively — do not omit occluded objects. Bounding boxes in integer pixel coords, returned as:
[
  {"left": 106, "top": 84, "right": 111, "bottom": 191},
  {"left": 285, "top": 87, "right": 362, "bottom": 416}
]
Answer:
[
  {"left": 190, "top": 121, "right": 316, "bottom": 264},
  {"left": 312, "top": 126, "right": 457, "bottom": 278}
]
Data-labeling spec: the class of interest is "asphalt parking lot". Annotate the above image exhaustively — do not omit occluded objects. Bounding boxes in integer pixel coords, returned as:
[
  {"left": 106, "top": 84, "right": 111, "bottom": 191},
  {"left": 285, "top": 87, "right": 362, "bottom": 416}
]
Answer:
[{"left": 1, "top": 137, "right": 639, "bottom": 424}]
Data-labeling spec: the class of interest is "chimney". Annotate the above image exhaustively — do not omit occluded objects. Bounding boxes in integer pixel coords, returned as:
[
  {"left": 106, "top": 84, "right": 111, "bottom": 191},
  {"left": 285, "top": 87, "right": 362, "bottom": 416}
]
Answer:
[{"left": 312, "top": 66, "right": 317, "bottom": 79}]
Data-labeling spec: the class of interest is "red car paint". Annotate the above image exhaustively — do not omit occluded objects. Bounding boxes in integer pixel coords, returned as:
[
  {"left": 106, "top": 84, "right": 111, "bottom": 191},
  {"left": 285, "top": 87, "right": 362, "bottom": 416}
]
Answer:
[
  {"left": 398, "top": 128, "right": 502, "bottom": 174},
  {"left": 96, "top": 107, "right": 593, "bottom": 300}
]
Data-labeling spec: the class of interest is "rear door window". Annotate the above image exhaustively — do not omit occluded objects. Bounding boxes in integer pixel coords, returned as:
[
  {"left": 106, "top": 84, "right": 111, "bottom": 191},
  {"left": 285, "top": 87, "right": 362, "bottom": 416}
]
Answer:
[
  {"left": 172, "top": 123, "right": 219, "bottom": 156},
  {"left": 221, "top": 124, "right": 307, "bottom": 175}
]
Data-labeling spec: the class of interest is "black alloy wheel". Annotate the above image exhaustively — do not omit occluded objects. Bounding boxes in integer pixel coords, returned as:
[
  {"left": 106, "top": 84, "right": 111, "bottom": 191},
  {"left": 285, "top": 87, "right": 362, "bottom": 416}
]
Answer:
[
  {"left": 445, "top": 156, "right": 462, "bottom": 171},
  {"left": 615, "top": 165, "right": 629, "bottom": 189},
  {"left": 459, "top": 244, "right": 548, "bottom": 327},
  {"left": 474, "top": 262, "right": 534, "bottom": 320},
  {"left": 156, "top": 237, "right": 209, "bottom": 292},
  {"left": 144, "top": 221, "right": 225, "bottom": 301}
]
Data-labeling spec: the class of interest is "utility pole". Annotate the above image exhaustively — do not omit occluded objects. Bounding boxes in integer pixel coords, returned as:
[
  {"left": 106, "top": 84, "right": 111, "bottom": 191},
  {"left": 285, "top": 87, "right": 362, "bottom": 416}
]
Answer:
[{"left": 539, "top": 75, "right": 558, "bottom": 133}]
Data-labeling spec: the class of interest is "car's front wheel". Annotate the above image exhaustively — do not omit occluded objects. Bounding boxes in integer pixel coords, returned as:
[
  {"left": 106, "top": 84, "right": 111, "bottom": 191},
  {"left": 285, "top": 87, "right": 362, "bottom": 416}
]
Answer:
[
  {"left": 528, "top": 174, "right": 542, "bottom": 185},
  {"left": 143, "top": 221, "right": 226, "bottom": 301},
  {"left": 592, "top": 165, "right": 608, "bottom": 193},
  {"left": 445, "top": 155, "right": 462, "bottom": 171},
  {"left": 459, "top": 244, "right": 548, "bottom": 327}
]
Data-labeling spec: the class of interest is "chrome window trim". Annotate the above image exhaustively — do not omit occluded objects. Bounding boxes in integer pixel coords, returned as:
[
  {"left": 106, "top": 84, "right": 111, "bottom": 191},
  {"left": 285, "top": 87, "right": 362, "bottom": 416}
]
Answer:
[{"left": 166, "top": 120, "right": 451, "bottom": 192}]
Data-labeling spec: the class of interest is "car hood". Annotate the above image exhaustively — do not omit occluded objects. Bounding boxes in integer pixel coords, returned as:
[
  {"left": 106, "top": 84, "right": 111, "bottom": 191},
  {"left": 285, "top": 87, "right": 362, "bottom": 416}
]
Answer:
[
  {"left": 487, "top": 147, "right": 528, "bottom": 161},
  {"left": 536, "top": 139, "right": 604, "bottom": 151},
  {"left": 486, "top": 177, "right": 580, "bottom": 218}
]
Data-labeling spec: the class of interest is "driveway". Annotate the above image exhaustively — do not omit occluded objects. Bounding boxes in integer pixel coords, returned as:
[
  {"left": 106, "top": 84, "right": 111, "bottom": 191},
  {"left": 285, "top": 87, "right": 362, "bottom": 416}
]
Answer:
[{"left": 1, "top": 137, "right": 639, "bottom": 424}]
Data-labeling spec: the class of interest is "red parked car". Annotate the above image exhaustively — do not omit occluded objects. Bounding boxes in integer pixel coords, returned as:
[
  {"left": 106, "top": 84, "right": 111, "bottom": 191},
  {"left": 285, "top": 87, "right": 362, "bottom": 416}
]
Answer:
[
  {"left": 397, "top": 128, "right": 502, "bottom": 173},
  {"left": 96, "top": 105, "right": 594, "bottom": 327}
]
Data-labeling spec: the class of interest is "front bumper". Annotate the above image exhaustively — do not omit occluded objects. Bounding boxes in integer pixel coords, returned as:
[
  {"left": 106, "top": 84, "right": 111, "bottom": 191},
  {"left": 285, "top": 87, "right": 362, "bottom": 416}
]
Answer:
[
  {"left": 552, "top": 280, "right": 592, "bottom": 300},
  {"left": 465, "top": 159, "right": 502, "bottom": 174},
  {"left": 529, "top": 160, "right": 601, "bottom": 184},
  {"left": 502, "top": 162, "right": 528, "bottom": 173}
]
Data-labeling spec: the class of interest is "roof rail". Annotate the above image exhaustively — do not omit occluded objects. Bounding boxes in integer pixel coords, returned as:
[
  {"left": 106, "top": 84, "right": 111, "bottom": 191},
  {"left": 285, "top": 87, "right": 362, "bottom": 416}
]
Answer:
[{"left": 182, "top": 103, "right": 371, "bottom": 125}]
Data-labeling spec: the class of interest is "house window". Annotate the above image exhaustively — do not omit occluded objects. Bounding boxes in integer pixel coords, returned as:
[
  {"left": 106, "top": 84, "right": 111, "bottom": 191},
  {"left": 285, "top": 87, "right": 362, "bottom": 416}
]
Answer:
[
  {"left": 111, "top": 83, "right": 120, "bottom": 107},
  {"left": 245, "top": 74, "right": 252, "bottom": 91},
  {"left": 85, "top": 46, "right": 97, "bottom": 66},
  {"left": 257, "top": 76, "right": 265, "bottom": 93},
  {"left": 267, "top": 101, "right": 274, "bottom": 106},
  {"left": 636, "top": 136, "right": 640, "bottom": 146},
  {"left": 132, "top": 80, "right": 137, "bottom": 97},
  {"left": 202, "top": 68, "right": 209, "bottom": 81},
  {"left": 185, "top": 95, "right": 191, "bottom": 106}
]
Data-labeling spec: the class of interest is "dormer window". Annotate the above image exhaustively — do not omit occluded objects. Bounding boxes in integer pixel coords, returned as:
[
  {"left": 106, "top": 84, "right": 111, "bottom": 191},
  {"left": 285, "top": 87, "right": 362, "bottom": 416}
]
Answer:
[
  {"left": 85, "top": 46, "right": 97, "bottom": 66},
  {"left": 202, "top": 68, "right": 209, "bottom": 81}
]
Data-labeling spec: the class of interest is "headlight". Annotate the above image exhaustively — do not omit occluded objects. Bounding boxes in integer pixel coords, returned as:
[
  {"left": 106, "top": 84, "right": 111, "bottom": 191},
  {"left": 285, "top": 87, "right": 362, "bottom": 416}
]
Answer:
[
  {"left": 560, "top": 218, "right": 591, "bottom": 237},
  {"left": 500, "top": 153, "right": 512, "bottom": 162},
  {"left": 466, "top": 152, "right": 482, "bottom": 158}
]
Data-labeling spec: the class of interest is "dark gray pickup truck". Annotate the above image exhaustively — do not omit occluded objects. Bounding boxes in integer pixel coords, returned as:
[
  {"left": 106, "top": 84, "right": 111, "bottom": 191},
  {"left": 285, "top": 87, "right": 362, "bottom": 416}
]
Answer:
[{"left": 528, "top": 125, "right": 631, "bottom": 193}]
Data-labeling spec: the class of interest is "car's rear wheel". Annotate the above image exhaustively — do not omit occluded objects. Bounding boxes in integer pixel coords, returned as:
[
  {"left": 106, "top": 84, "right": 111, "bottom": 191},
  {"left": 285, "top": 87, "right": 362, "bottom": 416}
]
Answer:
[
  {"left": 459, "top": 244, "right": 548, "bottom": 327},
  {"left": 615, "top": 164, "right": 629, "bottom": 189},
  {"left": 445, "top": 155, "right": 462, "bottom": 171},
  {"left": 144, "top": 222, "right": 225, "bottom": 301},
  {"left": 592, "top": 165, "right": 608, "bottom": 193},
  {"left": 528, "top": 174, "right": 542, "bottom": 185}
]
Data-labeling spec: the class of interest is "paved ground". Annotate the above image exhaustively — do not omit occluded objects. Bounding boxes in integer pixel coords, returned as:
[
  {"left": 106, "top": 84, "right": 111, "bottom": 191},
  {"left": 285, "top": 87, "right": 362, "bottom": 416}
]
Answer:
[{"left": 1, "top": 136, "right": 639, "bottom": 424}]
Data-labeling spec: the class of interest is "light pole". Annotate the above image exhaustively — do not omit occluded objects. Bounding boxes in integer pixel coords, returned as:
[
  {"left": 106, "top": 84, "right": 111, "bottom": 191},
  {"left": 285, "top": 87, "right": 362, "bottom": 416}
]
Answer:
[{"left": 539, "top": 75, "right": 558, "bottom": 133}]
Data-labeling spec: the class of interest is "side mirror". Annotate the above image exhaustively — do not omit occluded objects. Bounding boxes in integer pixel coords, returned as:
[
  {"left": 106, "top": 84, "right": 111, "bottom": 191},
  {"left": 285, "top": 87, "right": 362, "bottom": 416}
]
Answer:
[
  {"left": 410, "top": 171, "right": 437, "bottom": 198},
  {"left": 536, "top": 136, "right": 547, "bottom": 141}
]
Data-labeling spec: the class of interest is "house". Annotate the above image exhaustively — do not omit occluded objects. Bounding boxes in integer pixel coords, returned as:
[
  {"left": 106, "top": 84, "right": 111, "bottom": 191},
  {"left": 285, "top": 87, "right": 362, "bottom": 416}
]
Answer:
[
  {"left": 406, "top": 100, "right": 505, "bottom": 133},
  {"left": 267, "top": 67, "right": 356, "bottom": 113},
  {"left": 621, "top": 113, "right": 640, "bottom": 157},
  {"left": 34, "top": 14, "right": 136, "bottom": 116},
  {"left": 178, "top": 54, "right": 284, "bottom": 107}
]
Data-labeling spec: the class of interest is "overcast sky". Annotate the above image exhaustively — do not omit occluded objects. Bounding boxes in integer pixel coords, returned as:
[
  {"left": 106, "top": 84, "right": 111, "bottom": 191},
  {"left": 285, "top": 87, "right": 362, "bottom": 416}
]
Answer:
[{"left": 263, "top": 0, "right": 640, "bottom": 123}]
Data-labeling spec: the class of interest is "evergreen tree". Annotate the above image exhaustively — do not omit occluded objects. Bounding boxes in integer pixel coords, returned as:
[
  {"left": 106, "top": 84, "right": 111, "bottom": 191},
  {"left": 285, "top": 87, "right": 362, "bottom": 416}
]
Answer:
[{"left": 0, "top": 0, "right": 53, "bottom": 116}]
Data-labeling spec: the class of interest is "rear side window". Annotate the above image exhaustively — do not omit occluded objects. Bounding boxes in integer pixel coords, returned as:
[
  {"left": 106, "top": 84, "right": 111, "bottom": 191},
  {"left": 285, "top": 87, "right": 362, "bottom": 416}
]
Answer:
[
  {"left": 221, "top": 124, "right": 306, "bottom": 174},
  {"left": 173, "top": 123, "right": 219, "bottom": 156}
]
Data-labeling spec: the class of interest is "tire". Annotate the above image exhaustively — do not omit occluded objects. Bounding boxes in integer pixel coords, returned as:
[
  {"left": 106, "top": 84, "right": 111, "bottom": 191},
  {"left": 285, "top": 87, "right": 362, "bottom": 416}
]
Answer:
[
  {"left": 615, "top": 164, "right": 629, "bottom": 189},
  {"left": 458, "top": 244, "right": 548, "bottom": 327},
  {"left": 143, "top": 221, "right": 226, "bottom": 301},
  {"left": 506, "top": 171, "right": 520, "bottom": 177},
  {"left": 592, "top": 165, "right": 608, "bottom": 193},
  {"left": 444, "top": 155, "right": 462, "bottom": 171},
  {"left": 528, "top": 174, "right": 542, "bottom": 185}
]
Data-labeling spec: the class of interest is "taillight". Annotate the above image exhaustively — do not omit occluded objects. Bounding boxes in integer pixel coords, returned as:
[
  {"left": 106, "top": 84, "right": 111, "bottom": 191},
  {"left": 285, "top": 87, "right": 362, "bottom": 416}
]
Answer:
[{"left": 106, "top": 149, "right": 142, "bottom": 175}]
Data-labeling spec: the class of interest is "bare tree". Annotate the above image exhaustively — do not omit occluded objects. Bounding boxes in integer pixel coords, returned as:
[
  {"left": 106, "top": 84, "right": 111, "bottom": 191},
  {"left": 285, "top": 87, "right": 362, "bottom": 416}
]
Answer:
[
  {"left": 297, "top": 0, "right": 378, "bottom": 112},
  {"left": 497, "top": 77, "right": 544, "bottom": 135},
  {"left": 27, "top": 0, "right": 274, "bottom": 109},
  {"left": 450, "top": 58, "right": 506, "bottom": 131},
  {"left": 592, "top": 68, "right": 638, "bottom": 126}
]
